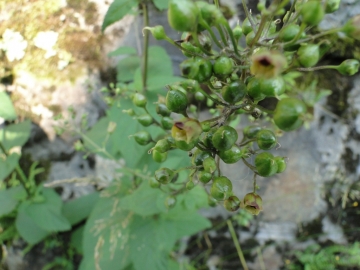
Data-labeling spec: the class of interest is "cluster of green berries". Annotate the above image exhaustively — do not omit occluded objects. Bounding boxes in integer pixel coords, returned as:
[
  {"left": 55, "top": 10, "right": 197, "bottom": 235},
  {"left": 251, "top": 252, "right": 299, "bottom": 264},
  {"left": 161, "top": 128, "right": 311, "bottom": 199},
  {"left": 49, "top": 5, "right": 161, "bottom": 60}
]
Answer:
[{"left": 133, "top": 0, "right": 359, "bottom": 214}]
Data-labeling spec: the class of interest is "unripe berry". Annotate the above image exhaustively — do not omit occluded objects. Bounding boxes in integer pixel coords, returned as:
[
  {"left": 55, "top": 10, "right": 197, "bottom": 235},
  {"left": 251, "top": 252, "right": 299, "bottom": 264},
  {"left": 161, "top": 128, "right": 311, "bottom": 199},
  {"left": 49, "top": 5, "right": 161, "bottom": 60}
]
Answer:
[
  {"left": 336, "top": 59, "right": 360, "bottom": 76},
  {"left": 155, "top": 168, "right": 175, "bottom": 184},
  {"left": 132, "top": 93, "right": 147, "bottom": 107},
  {"left": 143, "top": 25, "right": 167, "bottom": 40},
  {"left": 298, "top": 44, "right": 320, "bottom": 68},
  {"left": 301, "top": 1, "right": 324, "bottom": 26},
  {"left": 136, "top": 114, "right": 153, "bottom": 126},
  {"left": 224, "top": 196, "right": 240, "bottom": 212},
  {"left": 133, "top": 131, "right": 152, "bottom": 146}
]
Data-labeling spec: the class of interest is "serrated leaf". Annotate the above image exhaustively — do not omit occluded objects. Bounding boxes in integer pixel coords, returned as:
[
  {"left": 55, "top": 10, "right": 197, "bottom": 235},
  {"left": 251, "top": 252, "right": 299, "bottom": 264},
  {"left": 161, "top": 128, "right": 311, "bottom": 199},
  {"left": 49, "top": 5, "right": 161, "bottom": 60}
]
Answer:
[
  {"left": 0, "top": 153, "right": 20, "bottom": 181},
  {"left": 0, "top": 186, "right": 26, "bottom": 216},
  {"left": 108, "top": 46, "right": 137, "bottom": 57},
  {"left": 0, "top": 120, "right": 31, "bottom": 151},
  {"left": 0, "top": 92, "right": 16, "bottom": 120},
  {"left": 102, "top": 0, "right": 138, "bottom": 32},
  {"left": 62, "top": 192, "right": 99, "bottom": 226},
  {"left": 117, "top": 56, "right": 141, "bottom": 83},
  {"left": 153, "top": 0, "right": 169, "bottom": 10}
]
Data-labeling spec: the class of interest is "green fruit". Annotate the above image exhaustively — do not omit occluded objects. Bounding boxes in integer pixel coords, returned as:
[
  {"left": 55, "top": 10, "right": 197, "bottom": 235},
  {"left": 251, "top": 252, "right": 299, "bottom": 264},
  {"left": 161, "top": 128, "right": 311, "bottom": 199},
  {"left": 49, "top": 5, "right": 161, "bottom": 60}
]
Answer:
[
  {"left": 301, "top": 1, "right": 324, "bottom": 26},
  {"left": 168, "top": 0, "right": 199, "bottom": 32},
  {"left": 274, "top": 156, "right": 287, "bottom": 173},
  {"left": 242, "top": 17, "right": 253, "bottom": 35},
  {"left": 221, "top": 81, "right": 247, "bottom": 104},
  {"left": 255, "top": 152, "right": 278, "bottom": 177},
  {"left": 133, "top": 131, "right": 152, "bottom": 146},
  {"left": 214, "top": 56, "right": 234, "bottom": 78},
  {"left": 181, "top": 41, "right": 202, "bottom": 57},
  {"left": 137, "top": 114, "right": 153, "bottom": 126},
  {"left": 279, "top": 24, "right": 301, "bottom": 42},
  {"left": 196, "top": 1, "right": 223, "bottom": 27},
  {"left": 224, "top": 196, "right": 240, "bottom": 211},
  {"left": 337, "top": 59, "right": 360, "bottom": 76},
  {"left": 155, "top": 168, "right": 175, "bottom": 184},
  {"left": 260, "top": 77, "right": 286, "bottom": 97},
  {"left": 208, "top": 196, "right": 217, "bottom": 207},
  {"left": 212, "top": 126, "right": 238, "bottom": 151},
  {"left": 201, "top": 129, "right": 216, "bottom": 148},
  {"left": 233, "top": 24, "right": 243, "bottom": 40},
  {"left": 198, "top": 171, "right": 212, "bottom": 183},
  {"left": 210, "top": 176, "right": 233, "bottom": 200},
  {"left": 218, "top": 145, "right": 243, "bottom": 164},
  {"left": 161, "top": 117, "right": 173, "bottom": 130},
  {"left": 154, "top": 139, "right": 171, "bottom": 153},
  {"left": 166, "top": 89, "right": 188, "bottom": 113},
  {"left": 179, "top": 79, "right": 202, "bottom": 93},
  {"left": 246, "top": 31, "right": 256, "bottom": 46},
  {"left": 195, "top": 91, "right": 206, "bottom": 101},
  {"left": 175, "top": 140, "right": 196, "bottom": 151},
  {"left": 192, "top": 149, "right": 211, "bottom": 166},
  {"left": 325, "top": 0, "right": 340, "bottom": 13},
  {"left": 132, "top": 93, "right": 147, "bottom": 107},
  {"left": 156, "top": 103, "right": 171, "bottom": 117},
  {"left": 203, "top": 156, "right": 217, "bottom": 173},
  {"left": 186, "top": 181, "right": 195, "bottom": 190},
  {"left": 147, "top": 25, "right": 167, "bottom": 40},
  {"left": 243, "top": 125, "right": 261, "bottom": 139},
  {"left": 273, "top": 98, "right": 307, "bottom": 131},
  {"left": 152, "top": 150, "right": 168, "bottom": 163},
  {"left": 180, "top": 57, "right": 213, "bottom": 83},
  {"left": 246, "top": 77, "right": 266, "bottom": 102},
  {"left": 256, "top": 130, "right": 277, "bottom": 150},
  {"left": 149, "top": 177, "right": 161, "bottom": 188},
  {"left": 298, "top": 44, "right": 320, "bottom": 67}
]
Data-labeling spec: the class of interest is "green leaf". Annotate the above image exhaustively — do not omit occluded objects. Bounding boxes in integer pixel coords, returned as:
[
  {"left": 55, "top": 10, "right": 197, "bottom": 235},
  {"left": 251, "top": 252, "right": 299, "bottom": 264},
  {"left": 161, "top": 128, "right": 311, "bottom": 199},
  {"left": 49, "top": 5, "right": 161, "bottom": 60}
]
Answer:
[
  {"left": 108, "top": 46, "right": 137, "bottom": 57},
  {"left": 0, "top": 92, "right": 16, "bottom": 120},
  {"left": 102, "top": 0, "right": 138, "bottom": 32},
  {"left": 0, "top": 153, "right": 20, "bottom": 181},
  {"left": 81, "top": 197, "right": 132, "bottom": 270},
  {"left": 62, "top": 192, "right": 99, "bottom": 226},
  {"left": 0, "top": 120, "right": 31, "bottom": 151},
  {"left": 120, "top": 182, "right": 167, "bottom": 216},
  {"left": 117, "top": 56, "right": 141, "bottom": 83},
  {"left": 16, "top": 203, "right": 49, "bottom": 244},
  {"left": 0, "top": 186, "right": 26, "bottom": 216},
  {"left": 71, "top": 225, "right": 85, "bottom": 254},
  {"left": 153, "top": 0, "right": 169, "bottom": 10},
  {"left": 23, "top": 188, "right": 71, "bottom": 232}
]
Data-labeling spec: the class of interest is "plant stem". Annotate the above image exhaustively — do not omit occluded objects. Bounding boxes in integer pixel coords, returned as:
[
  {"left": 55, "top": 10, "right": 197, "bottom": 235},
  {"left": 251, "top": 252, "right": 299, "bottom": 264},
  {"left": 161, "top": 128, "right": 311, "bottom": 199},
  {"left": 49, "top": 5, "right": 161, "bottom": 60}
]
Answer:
[
  {"left": 142, "top": 2, "right": 149, "bottom": 91},
  {"left": 227, "top": 220, "right": 249, "bottom": 270},
  {"left": 214, "top": 0, "right": 220, "bottom": 8},
  {"left": 296, "top": 65, "right": 338, "bottom": 72},
  {"left": 0, "top": 141, "right": 30, "bottom": 196}
]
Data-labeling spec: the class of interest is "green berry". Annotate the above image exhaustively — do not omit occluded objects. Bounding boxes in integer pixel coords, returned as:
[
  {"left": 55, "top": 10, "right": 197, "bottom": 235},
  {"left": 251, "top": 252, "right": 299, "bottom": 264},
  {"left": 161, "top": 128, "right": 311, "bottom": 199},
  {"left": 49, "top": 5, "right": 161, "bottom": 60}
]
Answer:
[
  {"left": 203, "top": 156, "right": 217, "bottom": 174},
  {"left": 212, "top": 126, "right": 238, "bottom": 151},
  {"left": 210, "top": 176, "right": 233, "bottom": 200},
  {"left": 133, "top": 131, "right": 152, "bottom": 146},
  {"left": 221, "top": 81, "right": 247, "bottom": 104},
  {"left": 337, "top": 59, "right": 360, "bottom": 76},
  {"left": 301, "top": 1, "right": 324, "bottom": 26},
  {"left": 273, "top": 98, "right": 307, "bottom": 131},
  {"left": 161, "top": 117, "right": 173, "bottom": 130},
  {"left": 168, "top": 0, "right": 199, "bottom": 32},
  {"left": 154, "top": 139, "right": 171, "bottom": 153},
  {"left": 198, "top": 171, "right": 212, "bottom": 184},
  {"left": 298, "top": 44, "right": 320, "bottom": 68},
  {"left": 256, "top": 130, "right": 277, "bottom": 150},
  {"left": 213, "top": 56, "right": 234, "bottom": 78},
  {"left": 155, "top": 168, "right": 175, "bottom": 184},
  {"left": 166, "top": 89, "right": 188, "bottom": 114},
  {"left": 274, "top": 156, "right": 287, "bottom": 173},
  {"left": 137, "top": 114, "right": 153, "bottom": 127},
  {"left": 242, "top": 17, "right": 253, "bottom": 35},
  {"left": 218, "top": 145, "right": 243, "bottom": 164},
  {"left": 132, "top": 93, "right": 147, "bottom": 107},
  {"left": 156, "top": 103, "right": 171, "bottom": 117},
  {"left": 152, "top": 150, "right": 167, "bottom": 163},
  {"left": 243, "top": 125, "right": 261, "bottom": 139},
  {"left": 255, "top": 152, "right": 278, "bottom": 177},
  {"left": 224, "top": 196, "right": 240, "bottom": 211}
]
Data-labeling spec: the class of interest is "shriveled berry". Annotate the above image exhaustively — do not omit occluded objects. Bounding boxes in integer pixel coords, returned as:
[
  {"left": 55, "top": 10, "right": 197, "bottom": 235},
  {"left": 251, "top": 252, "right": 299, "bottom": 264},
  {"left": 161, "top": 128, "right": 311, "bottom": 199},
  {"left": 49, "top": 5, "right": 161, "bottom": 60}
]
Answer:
[{"left": 224, "top": 196, "right": 240, "bottom": 211}]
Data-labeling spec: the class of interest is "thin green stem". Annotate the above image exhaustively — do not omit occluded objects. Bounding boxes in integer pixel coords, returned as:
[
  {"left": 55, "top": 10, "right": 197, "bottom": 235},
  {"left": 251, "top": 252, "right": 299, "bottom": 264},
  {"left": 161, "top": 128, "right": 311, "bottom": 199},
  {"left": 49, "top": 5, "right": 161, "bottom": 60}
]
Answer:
[
  {"left": 216, "top": 25, "right": 229, "bottom": 47},
  {"left": 0, "top": 141, "right": 30, "bottom": 196},
  {"left": 214, "top": 0, "right": 220, "bottom": 8},
  {"left": 242, "top": 0, "right": 256, "bottom": 28},
  {"left": 221, "top": 21, "right": 240, "bottom": 56},
  {"left": 142, "top": 2, "right": 149, "bottom": 91},
  {"left": 227, "top": 220, "right": 249, "bottom": 270},
  {"left": 242, "top": 157, "right": 257, "bottom": 172},
  {"left": 250, "top": 14, "right": 267, "bottom": 47},
  {"left": 296, "top": 65, "right": 338, "bottom": 72},
  {"left": 200, "top": 18, "right": 223, "bottom": 49}
]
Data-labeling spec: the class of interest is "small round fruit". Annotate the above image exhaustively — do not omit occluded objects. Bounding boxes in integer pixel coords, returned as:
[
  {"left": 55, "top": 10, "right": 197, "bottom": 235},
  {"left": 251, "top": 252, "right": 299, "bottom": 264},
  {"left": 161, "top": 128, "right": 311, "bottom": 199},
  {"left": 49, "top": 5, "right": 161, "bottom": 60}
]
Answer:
[
  {"left": 210, "top": 176, "right": 233, "bottom": 200},
  {"left": 166, "top": 89, "right": 188, "bottom": 114},
  {"left": 224, "top": 196, "right": 240, "bottom": 211},
  {"left": 221, "top": 81, "right": 247, "bottom": 104},
  {"left": 233, "top": 24, "right": 243, "bottom": 40},
  {"left": 218, "top": 145, "right": 243, "bottom": 164},
  {"left": 255, "top": 152, "right": 278, "bottom": 177},
  {"left": 154, "top": 139, "right": 171, "bottom": 153},
  {"left": 132, "top": 93, "right": 147, "bottom": 107},
  {"left": 186, "top": 180, "right": 195, "bottom": 190},
  {"left": 152, "top": 150, "right": 168, "bottom": 163},
  {"left": 243, "top": 125, "right": 261, "bottom": 139},
  {"left": 242, "top": 17, "right": 253, "bottom": 35},
  {"left": 137, "top": 114, "right": 153, "bottom": 126},
  {"left": 273, "top": 98, "right": 307, "bottom": 131},
  {"left": 260, "top": 77, "right": 286, "bottom": 97},
  {"left": 274, "top": 156, "right": 287, "bottom": 173},
  {"left": 279, "top": 24, "right": 301, "bottom": 42},
  {"left": 133, "top": 131, "right": 151, "bottom": 146},
  {"left": 161, "top": 117, "right": 173, "bottom": 130},
  {"left": 247, "top": 77, "right": 266, "bottom": 102},
  {"left": 246, "top": 31, "right": 256, "bottom": 46},
  {"left": 256, "top": 130, "right": 277, "bottom": 150},
  {"left": 337, "top": 59, "right": 360, "bottom": 76},
  {"left": 156, "top": 103, "right": 171, "bottom": 117},
  {"left": 149, "top": 177, "right": 161, "bottom": 188},
  {"left": 192, "top": 149, "right": 211, "bottom": 166},
  {"left": 198, "top": 171, "right": 212, "bottom": 184},
  {"left": 297, "top": 44, "right": 320, "bottom": 68},
  {"left": 203, "top": 156, "right": 217, "bottom": 173},
  {"left": 213, "top": 56, "right": 234, "bottom": 78},
  {"left": 168, "top": 0, "right": 198, "bottom": 32},
  {"left": 155, "top": 168, "right": 175, "bottom": 184},
  {"left": 212, "top": 126, "right": 238, "bottom": 151},
  {"left": 301, "top": 1, "right": 324, "bottom": 26}
]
